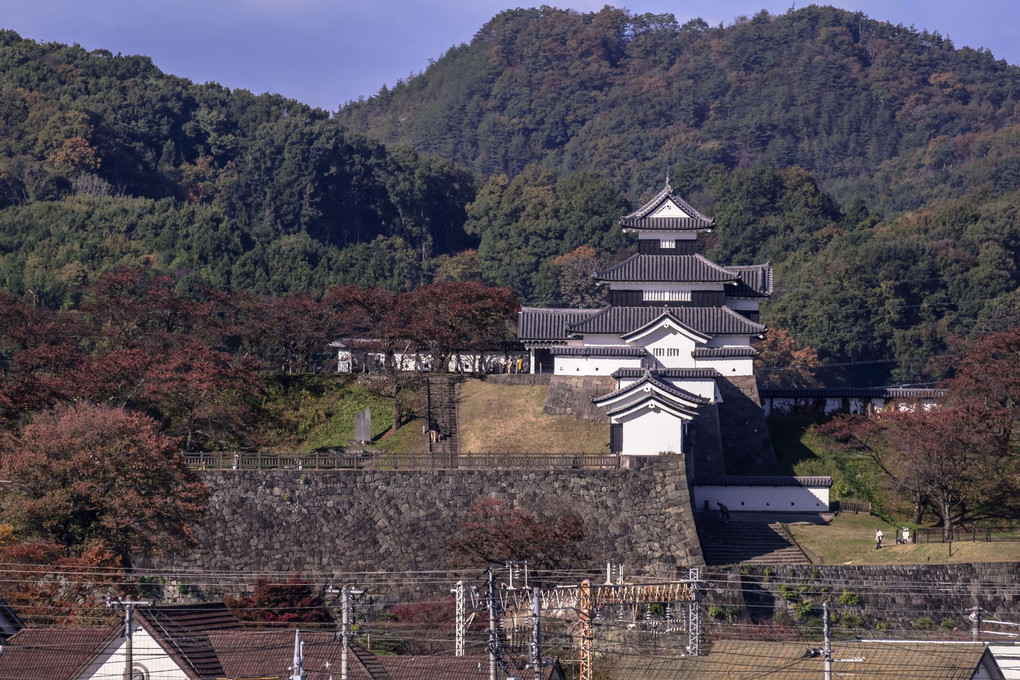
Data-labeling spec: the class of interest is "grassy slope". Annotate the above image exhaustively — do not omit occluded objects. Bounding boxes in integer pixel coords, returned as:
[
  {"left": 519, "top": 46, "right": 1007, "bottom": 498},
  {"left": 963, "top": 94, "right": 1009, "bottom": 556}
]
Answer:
[
  {"left": 789, "top": 514, "right": 1020, "bottom": 565},
  {"left": 457, "top": 379, "right": 609, "bottom": 453},
  {"left": 259, "top": 375, "right": 427, "bottom": 453}
]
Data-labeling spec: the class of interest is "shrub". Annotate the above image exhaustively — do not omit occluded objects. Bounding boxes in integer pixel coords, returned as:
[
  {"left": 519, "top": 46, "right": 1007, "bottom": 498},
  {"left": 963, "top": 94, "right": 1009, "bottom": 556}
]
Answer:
[
  {"left": 838, "top": 589, "right": 860, "bottom": 606},
  {"left": 913, "top": 616, "right": 935, "bottom": 630}
]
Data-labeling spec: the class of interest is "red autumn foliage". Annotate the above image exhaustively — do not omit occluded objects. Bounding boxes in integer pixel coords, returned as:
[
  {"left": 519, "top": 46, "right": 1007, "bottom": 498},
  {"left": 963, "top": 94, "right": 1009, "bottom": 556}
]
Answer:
[
  {"left": 225, "top": 575, "right": 333, "bottom": 625},
  {"left": 2, "top": 404, "right": 208, "bottom": 563},
  {"left": 447, "top": 499, "right": 589, "bottom": 572}
]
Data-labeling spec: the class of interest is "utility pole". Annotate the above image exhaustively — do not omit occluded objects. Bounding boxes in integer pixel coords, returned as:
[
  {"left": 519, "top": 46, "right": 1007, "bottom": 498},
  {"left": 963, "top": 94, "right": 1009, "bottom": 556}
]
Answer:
[
  {"left": 291, "top": 629, "right": 306, "bottom": 680},
  {"left": 971, "top": 606, "right": 982, "bottom": 641},
  {"left": 823, "top": 602, "right": 832, "bottom": 680},
  {"left": 488, "top": 568, "right": 499, "bottom": 680},
  {"left": 531, "top": 586, "right": 542, "bottom": 680},
  {"left": 107, "top": 597, "right": 150, "bottom": 680},
  {"left": 453, "top": 580, "right": 466, "bottom": 656},
  {"left": 339, "top": 585, "right": 364, "bottom": 680}
]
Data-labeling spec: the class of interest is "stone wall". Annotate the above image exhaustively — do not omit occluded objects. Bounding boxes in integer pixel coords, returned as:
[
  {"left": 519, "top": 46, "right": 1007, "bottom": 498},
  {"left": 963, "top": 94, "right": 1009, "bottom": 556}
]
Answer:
[
  {"left": 154, "top": 457, "right": 703, "bottom": 584},
  {"left": 704, "top": 562, "right": 1020, "bottom": 631},
  {"left": 717, "top": 376, "right": 776, "bottom": 473},
  {"left": 485, "top": 374, "right": 552, "bottom": 386},
  {"left": 544, "top": 375, "right": 616, "bottom": 422}
]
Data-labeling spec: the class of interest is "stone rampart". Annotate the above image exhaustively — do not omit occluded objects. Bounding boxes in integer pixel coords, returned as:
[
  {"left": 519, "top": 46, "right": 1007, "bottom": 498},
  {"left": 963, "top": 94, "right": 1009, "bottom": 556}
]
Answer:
[
  {"left": 155, "top": 457, "right": 703, "bottom": 582},
  {"left": 705, "top": 562, "right": 1020, "bottom": 631},
  {"left": 544, "top": 375, "right": 616, "bottom": 421}
]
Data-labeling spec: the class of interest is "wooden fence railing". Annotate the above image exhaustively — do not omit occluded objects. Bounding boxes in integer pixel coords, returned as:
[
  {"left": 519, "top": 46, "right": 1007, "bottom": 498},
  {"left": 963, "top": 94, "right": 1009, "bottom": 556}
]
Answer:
[
  {"left": 183, "top": 451, "right": 621, "bottom": 471},
  {"left": 835, "top": 498, "right": 871, "bottom": 514},
  {"left": 913, "top": 526, "right": 1020, "bottom": 543}
]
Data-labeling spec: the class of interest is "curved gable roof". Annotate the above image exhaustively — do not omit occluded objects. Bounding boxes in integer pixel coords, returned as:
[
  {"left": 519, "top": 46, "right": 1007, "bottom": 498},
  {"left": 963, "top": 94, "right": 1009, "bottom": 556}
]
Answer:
[
  {"left": 621, "top": 311, "right": 712, "bottom": 344},
  {"left": 620, "top": 180, "right": 715, "bottom": 231},
  {"left": 595, "top": 254, "right": 737, "bottom": 283},
  {"left": 568, "top": 306, "right": 766, "bottom": 336},
  {"left": 594, "top": 373, "right": 709, "bottom": 408}
]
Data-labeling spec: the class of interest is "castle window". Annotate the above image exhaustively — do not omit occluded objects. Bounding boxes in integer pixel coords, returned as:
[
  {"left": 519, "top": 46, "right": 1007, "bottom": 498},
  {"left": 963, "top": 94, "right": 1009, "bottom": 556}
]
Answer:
[
  {"left": 643, "top": 290, "right": 692, "bottom": 302},
  {"left": 660, "top": 240, "right": 676, "bottom": 249}
]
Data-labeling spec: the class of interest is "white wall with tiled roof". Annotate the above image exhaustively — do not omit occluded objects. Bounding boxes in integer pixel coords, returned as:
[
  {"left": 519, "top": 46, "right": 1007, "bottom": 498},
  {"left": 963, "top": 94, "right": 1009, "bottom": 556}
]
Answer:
[{"left": 78, "top": 626, "right": 191, "bottom": 680}]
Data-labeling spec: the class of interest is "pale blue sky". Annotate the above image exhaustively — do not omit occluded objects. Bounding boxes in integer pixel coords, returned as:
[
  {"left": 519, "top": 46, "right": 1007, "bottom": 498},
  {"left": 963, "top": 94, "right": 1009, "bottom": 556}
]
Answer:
[{"left": 1, "top": 1, "right": 1017, "bottom": 111}]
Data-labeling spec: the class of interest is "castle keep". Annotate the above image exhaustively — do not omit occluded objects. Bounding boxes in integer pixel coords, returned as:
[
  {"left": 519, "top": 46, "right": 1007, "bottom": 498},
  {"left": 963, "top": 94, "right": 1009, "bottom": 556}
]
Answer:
[{"left": 519, "top": 181, "right": 774, "bottom": 470}]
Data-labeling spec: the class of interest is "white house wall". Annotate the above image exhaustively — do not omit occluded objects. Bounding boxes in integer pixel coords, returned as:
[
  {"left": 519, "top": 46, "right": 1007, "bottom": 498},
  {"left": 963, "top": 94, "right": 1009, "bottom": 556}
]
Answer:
[
  {"left": 614, "top": 404, "right": 684, "bottom": 455},
  {"left": 79, "top": 626, "right": 191, "bottom": 680},
  {"left": 555, "top": 355, "right": 642, "bottom": 375},
  {"left": 695, "top": 357, "right": 754, "bottom": 376},
  {"left": 632, "top": 326, "right": 698, "bottom": 369},
  {"left": 693, "top": 485, "right": 830, "bottom": 512}
]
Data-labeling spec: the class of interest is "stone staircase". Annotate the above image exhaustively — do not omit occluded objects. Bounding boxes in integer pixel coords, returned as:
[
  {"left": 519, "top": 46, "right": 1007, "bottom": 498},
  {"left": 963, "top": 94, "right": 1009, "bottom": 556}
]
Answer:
[
  {"left": 697, "top": 515, "right": 811, "bottom": 566},
  {"left": 426, "top": 376, "right": 459, "bottom": 461}
]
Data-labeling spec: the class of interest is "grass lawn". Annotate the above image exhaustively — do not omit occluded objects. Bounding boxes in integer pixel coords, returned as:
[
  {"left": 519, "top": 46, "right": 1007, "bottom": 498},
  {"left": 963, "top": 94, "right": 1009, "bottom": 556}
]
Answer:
[
  {"left": 458, "top": 379, "right": 610, "bottom": 453},
  {"left": 789, "top": 513, "right": 1020, "bottom": 564}
]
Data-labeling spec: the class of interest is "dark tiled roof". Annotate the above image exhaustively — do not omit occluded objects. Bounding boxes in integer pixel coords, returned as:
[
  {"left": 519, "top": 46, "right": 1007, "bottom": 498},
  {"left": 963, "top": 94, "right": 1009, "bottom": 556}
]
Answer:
[
  {"left": 606, "top": 640, "right": 1000, "bottom": 680},
  {"left": 212, "top": 631, "right": 381, "bottom": 680},
  {"left": 605, "top": 394, "right": 701, "bottom": 419},
  {"left": 0, "top": 626, "right": 116, "bottom": 680},
  {"left": 613, "top": 368, "right": 722, "bottom": 379},
  {"left": 595, "top": 254, "right": 737, "bottom": 283},
  {"left": 693, "top": 475, "right": 833, "bottom": 488},
  {"left": 594, "top": 374, "right": 709, "bottom": 405},
  {"left": 619, "top": 216, "right": 715, "bottom": 230},
  {"left": 569, "top": 306, "right": 766, "bottom": 336},
  {"left": 138, "top": 603, "right": 244, "bottom": 680},
  {"left": 620, "top": 181, "right": 715, "bottom": 231},
  {"left": 726, "top": 263, "right": 773, "bottom": 297},
  {"left": 551, "top": 346, "right": 647, "bottom": 357},
  {"left": 518, "top": 307, "right": 600, "bottom": 342},
  {"left": 760, "top": 387, "right": 945, "bottom": 399},
  {"left": 691, "top": 346, "right": 760, "bottom": 358},
  {"left": 381, "top": 655, "right": 563, "bottom": 680}
]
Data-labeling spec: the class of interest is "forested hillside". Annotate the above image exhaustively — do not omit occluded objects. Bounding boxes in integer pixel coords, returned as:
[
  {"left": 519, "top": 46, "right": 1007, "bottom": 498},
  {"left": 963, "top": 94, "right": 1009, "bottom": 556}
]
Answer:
[
  {"left": 339, "top": 5, "right": 1020, "bottom": 383},
  {"left": 339, "top": 5, "right": 1020, "bottom": 212},
  {"left": 3, "top": 5, "right": 1020, "bottom": 384},
  {"left": 0, "top": 30, "right": 478, "bottom": 305}
]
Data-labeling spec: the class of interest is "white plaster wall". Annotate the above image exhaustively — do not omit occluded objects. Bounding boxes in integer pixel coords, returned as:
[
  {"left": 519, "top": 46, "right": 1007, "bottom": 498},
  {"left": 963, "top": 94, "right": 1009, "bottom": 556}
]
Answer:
[
  {"left": 79, "top": 627, "right": 190, "bottom": 680},
  {"left": 555, "top": 355, "right": 642, "bottom": 375},
  {"left": 632, "top": 325, "right": 698, "bottom": 369},
  {"left": 704, "top": 335, "right": 752, "bottom": 348},
  {"left": 584, "top": 334, "right": 628, "bottom": 346},
  {"left": 693, "top": 485, "right": 830, "bottom": 512},
  {"left": 695, "top": 357, "right": 754, "bottom": 376},
  {"left": 614, "top": 404, "right": 684, "bottom": 455},
  {"left": 727, "top": 298, "right": 760, "bottom": 311}
]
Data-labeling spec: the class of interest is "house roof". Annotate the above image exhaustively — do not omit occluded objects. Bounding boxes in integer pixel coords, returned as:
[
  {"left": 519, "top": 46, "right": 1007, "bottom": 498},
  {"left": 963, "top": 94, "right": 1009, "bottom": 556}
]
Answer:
[
  {"left": 619, "top": 180, "right": 715, "bottom": 231},
  {"left": 0, "top": 626, "right": 117, "bottom": 680},
  {"left": 594, "top": 254, "right": 738, "bottom": 283},
  {"left": 518, "top": 307, "right": 601, "bottom": 342},
  {"left": 594, "top": 374, "right": 710, "bottom": 407},
  {"left": 211, "top": 631, "right": 389, "bottom": 680},
  {"left": 568, "top": 306, "right": 766, "bottom": 336},
  {"left": 604, "top": 639, "right": 1003, "bottom": 680},
  {"left": 726, "top": 263, "right": 773, "bottom": 297},
  {"left": 551, "top": 346, "right": 647, "bottom": 357},
  {"left": 759, "top": 387, "right": 946, "bottom": 399},
  {"left": 137, "top": 602, "right": 244, "bottom": 680},
  {"left": 693, "top": 475, "right": 833, "bottom": 488},
  {"left": 691, "top": 346, "right": 760, "bottom": 358},
  {"left": 380, "top": 655, "right": 563, "bottom": 680},
  {"left": 613, "top": 368, "right": 722, "bottom": 379}
]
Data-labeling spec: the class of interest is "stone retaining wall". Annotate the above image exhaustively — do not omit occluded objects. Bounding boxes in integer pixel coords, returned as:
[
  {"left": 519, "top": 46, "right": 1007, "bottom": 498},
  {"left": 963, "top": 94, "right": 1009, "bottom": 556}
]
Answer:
[
  {"left": 544, "top": 376, "right": 616, "bottom": 422},
  {"left": 704, "top": 562, "right": 1020, "bottom": 631},
  {"left": 154, "top": 458, "right": 703, "bottom": 583}
]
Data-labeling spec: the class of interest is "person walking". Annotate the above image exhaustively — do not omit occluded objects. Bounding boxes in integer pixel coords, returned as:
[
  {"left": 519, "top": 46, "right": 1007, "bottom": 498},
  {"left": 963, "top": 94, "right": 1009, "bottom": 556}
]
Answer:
[{"left": 875, "top": 528, "right": 884, "bottom": 550}]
